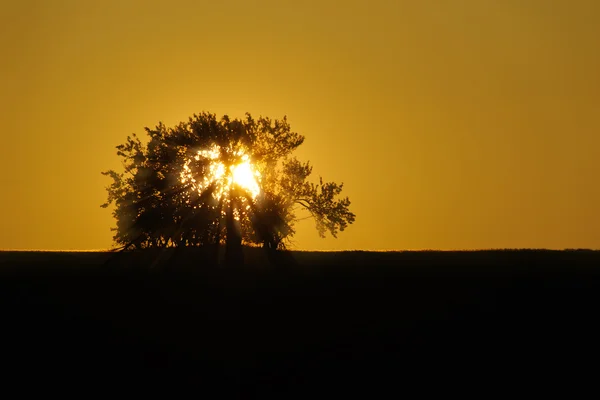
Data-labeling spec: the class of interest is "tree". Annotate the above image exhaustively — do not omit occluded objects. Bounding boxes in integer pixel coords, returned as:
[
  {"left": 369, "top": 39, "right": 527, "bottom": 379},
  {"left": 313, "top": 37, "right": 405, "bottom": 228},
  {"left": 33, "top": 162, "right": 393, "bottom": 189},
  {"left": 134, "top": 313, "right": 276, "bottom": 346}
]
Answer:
[{"left": 101, "top": 112, "right": 355, "bottom": 265}]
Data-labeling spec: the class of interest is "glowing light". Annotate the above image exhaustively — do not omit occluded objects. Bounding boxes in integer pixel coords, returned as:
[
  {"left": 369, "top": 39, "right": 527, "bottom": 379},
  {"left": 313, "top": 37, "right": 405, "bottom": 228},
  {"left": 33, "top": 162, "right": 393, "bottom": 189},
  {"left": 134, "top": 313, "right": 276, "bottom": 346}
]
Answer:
[
  {"left": 231, "top": 161, "right": 260, "bottom": 199},
  {"left": 180, "top": 144, "right": 262, "bottom": 203}
]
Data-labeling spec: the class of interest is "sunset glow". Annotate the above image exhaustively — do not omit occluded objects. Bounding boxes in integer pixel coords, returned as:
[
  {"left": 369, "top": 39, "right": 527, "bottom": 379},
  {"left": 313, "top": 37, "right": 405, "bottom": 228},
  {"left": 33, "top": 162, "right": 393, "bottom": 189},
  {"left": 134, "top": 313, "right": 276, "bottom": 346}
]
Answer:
[
  {"left": 180, "top": 145, "right": 262, "bottom": 202},
  {"left": 3, "top": 0, "right": 600, "bottom": 251}
]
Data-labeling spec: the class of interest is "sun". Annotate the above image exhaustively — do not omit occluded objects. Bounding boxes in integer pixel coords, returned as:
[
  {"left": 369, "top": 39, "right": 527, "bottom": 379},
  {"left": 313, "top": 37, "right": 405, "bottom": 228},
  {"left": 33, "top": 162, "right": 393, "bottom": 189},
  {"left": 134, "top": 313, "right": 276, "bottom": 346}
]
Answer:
[
  {"left": 231, "top": 156, "right": 261, "bottom": 198},
  {"left": 180, "top": 144, "right": 262, "bottom": 202}
]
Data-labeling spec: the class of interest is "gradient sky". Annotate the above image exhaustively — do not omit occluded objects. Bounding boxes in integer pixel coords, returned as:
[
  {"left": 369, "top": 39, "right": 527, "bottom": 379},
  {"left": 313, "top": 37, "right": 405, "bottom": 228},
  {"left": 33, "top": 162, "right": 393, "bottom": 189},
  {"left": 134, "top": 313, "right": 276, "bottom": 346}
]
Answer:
[{"left": 1, "top": 0, "right": 599, "bottom": 251}]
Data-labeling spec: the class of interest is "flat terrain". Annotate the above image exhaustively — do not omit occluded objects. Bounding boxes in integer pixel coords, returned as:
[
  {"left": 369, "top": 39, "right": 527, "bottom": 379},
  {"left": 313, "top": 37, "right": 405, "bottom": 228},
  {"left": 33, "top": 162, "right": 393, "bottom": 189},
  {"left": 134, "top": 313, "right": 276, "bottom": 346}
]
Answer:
[{"left": 1, "top": 249, "right": 599, "bottom": 395}]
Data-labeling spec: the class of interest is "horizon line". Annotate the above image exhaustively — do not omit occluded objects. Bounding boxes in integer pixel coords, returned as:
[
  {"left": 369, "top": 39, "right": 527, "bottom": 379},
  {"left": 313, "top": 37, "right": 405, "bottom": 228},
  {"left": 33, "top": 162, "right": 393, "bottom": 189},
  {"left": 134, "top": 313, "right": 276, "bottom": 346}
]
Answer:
[{"left": 1, "top": 248, "right": 598, "bottom": 253}]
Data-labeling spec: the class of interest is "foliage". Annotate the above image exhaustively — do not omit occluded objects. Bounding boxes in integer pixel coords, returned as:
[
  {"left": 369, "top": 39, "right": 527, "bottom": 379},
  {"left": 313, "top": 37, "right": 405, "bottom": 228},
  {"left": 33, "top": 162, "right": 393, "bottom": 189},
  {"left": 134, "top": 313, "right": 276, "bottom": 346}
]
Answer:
[{"left": 101, "top": 112, "right": 355, "bottom": 250}]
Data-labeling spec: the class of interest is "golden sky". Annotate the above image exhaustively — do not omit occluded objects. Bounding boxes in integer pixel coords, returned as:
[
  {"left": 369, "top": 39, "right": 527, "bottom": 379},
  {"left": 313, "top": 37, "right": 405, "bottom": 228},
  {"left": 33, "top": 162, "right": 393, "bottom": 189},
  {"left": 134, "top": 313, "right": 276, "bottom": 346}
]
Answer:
[{"left": 1, "top": 0, "right": 599, "bottom": 251}]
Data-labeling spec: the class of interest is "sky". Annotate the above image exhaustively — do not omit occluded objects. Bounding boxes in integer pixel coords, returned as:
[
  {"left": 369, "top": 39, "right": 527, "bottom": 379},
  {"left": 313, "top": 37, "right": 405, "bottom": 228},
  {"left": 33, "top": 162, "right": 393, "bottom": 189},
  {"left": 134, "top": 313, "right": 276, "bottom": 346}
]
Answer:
[{"left": 1, "top": 0, "right": 599, "bottom": 251}]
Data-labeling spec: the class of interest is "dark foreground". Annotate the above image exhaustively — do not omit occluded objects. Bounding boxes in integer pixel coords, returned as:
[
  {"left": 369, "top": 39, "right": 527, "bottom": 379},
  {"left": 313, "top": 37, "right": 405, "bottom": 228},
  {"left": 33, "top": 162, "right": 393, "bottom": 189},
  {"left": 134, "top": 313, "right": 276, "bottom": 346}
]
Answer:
[{"left": 1, "top": 248, "right": 600, "bottom": 395}]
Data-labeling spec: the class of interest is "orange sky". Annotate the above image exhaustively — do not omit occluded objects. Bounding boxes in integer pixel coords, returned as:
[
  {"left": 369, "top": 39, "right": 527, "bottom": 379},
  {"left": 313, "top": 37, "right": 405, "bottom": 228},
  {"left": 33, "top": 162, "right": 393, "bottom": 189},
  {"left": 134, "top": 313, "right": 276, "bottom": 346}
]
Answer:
[{"left": 1, "top": 0, "right": 599, "bottom": 251}]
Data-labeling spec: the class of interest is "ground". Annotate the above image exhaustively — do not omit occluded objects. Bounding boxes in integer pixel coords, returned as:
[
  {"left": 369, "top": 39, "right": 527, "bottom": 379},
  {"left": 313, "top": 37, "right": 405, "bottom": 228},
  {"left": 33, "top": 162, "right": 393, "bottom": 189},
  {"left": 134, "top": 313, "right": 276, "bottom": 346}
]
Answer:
[{"left": 1, "top": 248, "right": 599, "bottom": 395}]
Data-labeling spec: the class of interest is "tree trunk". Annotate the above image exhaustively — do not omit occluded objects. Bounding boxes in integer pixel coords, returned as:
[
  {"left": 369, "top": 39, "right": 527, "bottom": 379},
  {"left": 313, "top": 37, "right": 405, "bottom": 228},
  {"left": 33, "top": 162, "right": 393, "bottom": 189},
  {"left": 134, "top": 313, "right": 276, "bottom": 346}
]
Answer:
[
  {"left": 213, "top": 197, "right": 223, "bottom": 265},
  {"left": 225, "top": 200, "right": 244, "bottom": 267}
]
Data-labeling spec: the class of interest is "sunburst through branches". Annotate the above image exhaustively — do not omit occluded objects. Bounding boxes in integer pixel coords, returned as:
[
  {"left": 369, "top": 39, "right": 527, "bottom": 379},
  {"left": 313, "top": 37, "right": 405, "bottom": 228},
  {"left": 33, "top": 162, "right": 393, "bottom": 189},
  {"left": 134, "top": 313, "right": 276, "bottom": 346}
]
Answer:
[{"left": 180, "top": 144, "right": 262, "bottom": 215}]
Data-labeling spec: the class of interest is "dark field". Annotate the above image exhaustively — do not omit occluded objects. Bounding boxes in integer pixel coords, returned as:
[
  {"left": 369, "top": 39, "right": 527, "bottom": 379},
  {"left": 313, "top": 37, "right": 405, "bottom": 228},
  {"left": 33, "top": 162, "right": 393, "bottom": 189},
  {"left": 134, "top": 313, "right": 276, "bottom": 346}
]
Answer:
[{"left": 1, "top": 249, "right": 600, "bottom": 395}]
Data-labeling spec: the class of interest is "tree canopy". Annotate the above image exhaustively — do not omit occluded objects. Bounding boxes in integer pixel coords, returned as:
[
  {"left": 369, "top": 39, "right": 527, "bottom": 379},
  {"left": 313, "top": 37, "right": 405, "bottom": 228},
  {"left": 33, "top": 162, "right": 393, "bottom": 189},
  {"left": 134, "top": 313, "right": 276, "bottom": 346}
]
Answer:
[{"left": 101, "top": 112, "right": 355, "bottom": 255}]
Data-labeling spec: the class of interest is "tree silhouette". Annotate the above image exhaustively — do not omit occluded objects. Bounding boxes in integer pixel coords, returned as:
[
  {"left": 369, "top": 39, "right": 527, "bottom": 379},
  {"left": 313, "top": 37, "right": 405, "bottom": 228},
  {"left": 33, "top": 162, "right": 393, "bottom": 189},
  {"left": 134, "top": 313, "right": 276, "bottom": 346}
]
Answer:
[{"left": 101, "top": 112, "right": 355, "bottom": 265}]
